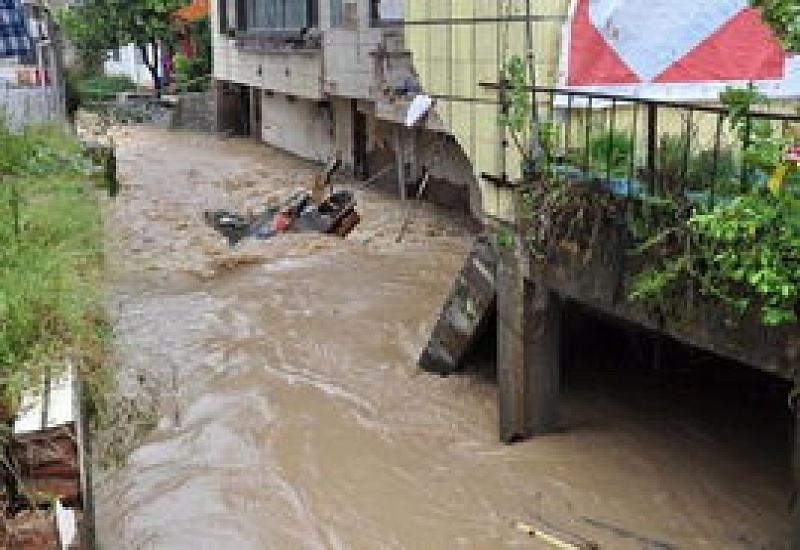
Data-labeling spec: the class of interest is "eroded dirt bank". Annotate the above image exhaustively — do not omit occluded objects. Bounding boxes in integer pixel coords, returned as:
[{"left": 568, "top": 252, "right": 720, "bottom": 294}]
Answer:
[{"left": 94, "top": 126, "right": 790, "bottom": 549}]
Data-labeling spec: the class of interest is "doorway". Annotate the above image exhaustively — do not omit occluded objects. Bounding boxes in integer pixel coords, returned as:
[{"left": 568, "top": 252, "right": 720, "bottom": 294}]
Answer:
[
  {"left": 218, "top": 82, "right": 252, "bottom": 136},
  {"left": 250, "top": 87, "right": 262, "bottom": 140},
  {"left": 352, "top": 99, "right": 368, "bottom": 178}
]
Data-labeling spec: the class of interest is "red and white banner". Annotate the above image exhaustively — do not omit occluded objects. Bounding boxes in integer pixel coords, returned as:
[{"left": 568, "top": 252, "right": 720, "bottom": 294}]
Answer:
[{"left": 558, "top": 0, "right": 800, "bottom": 100}]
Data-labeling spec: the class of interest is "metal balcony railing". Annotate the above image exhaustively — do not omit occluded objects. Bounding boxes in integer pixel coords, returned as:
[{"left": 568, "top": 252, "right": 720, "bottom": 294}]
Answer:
[{"left": 481, "top": 83, "right": 800, "bottom": 210}]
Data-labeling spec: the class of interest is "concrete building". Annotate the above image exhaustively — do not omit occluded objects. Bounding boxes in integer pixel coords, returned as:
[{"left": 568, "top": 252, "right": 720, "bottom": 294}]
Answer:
[
  {"left": 211, "top": 0, "right": 480, "bottom": 217},
  {"left": 0, "top": 0, "right": 68, "bottom": 126},
  {"left": 402, "top": 3, "right": 798, "bottom": 544},
  {"left": 2, "top": 0, "right": 65, "bottom": 86}
]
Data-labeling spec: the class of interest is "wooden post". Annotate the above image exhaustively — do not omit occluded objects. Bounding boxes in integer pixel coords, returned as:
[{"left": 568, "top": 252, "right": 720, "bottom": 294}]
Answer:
[
  {"left": 496, "top": 234, "right": 561, "bottom": 442},
  {"left": 105, "top": 145, "right": 118, "bottom": 198},
  {"left": 75, "top": 375, "right": 96, "bottom": 548}
]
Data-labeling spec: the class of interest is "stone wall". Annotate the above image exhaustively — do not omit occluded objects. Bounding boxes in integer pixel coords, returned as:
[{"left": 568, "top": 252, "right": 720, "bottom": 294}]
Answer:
[{"left": 171, "top": 91, "right": 217, "bottom": 133}]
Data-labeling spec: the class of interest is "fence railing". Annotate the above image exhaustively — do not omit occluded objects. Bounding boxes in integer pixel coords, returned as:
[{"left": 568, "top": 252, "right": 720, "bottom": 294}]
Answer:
[{"left": 481, "top": 82, "right": 800, "bottom": 213}]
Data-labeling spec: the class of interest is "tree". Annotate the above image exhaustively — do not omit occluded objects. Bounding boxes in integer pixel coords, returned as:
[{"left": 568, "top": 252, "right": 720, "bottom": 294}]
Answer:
[
  {"left": 752, "top": 0, "right": 800, "bottom": 51},
  {"left": 59, "top": 0, "right": 188, "bottom": 93},
  {"left": 57, "top": 2, "right": 116, "bottom": 75},
  {"left": 174, "top": 16, "right": 212, "bottom": 92}
]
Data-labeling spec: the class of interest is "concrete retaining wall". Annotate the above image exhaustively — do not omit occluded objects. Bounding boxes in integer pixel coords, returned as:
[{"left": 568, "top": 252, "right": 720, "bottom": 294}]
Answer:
[{"left": 260, "top": 93, "right": 335, "bottom": 162}]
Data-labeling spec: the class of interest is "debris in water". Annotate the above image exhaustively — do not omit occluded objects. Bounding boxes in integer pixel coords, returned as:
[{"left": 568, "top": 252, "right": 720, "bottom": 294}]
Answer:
[
  {"left": 204, "top": 158, "right": 360, "bottom": 246},
  {"left": 580, "top": 516, "right": 678, "bottom": 549},
  {"left": 3, "top": 368, "right": 85, "bottom": 548},
  {"left": 4, "top": 509, "right": 60, "bottom": 549},
  {"left": 514, "top": 520, "right": 599, "bottom": 550}
]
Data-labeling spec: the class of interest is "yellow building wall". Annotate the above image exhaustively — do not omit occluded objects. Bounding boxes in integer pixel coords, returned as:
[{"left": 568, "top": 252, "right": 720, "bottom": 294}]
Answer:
[
  {"left": 404, "top": 0, "right": 569, "bottom": 220},
  {"left": 402, "top": 1, "right": 763, "bottom": 221}
]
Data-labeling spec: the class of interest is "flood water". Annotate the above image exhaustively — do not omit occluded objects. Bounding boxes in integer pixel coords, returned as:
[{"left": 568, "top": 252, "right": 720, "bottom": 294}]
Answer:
[{"left": 94, "top": 126, "right": 792, "bottom": 549}]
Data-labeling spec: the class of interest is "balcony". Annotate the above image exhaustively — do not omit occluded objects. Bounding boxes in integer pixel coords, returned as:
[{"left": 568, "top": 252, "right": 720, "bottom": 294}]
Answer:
[{"left": 234, "top": 28, "right": 322, "bottom": 54}]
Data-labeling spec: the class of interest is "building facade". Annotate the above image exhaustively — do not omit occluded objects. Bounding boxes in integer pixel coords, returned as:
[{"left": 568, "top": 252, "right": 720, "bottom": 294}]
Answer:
[
  {"left": 211, "top": 0, "right": 481, "bottom": 217},
  {"left": 0, "top": 0, "right": 68, "bottom": 127}
]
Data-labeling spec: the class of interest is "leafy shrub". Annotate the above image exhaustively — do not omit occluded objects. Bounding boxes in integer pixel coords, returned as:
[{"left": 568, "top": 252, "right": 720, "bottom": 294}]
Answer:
[
  {"left": 174, "top": 16, "right": 212, "bottom": 93},
  {"left": 173, "top": 53, "right": 210, "bottom": 93},
  {"left": 587, "top": 129, "right": 635, "bottom": 176},
  {"left": 692, "top": 191, "right": 799, "bottom": 325},
  {"left": 631, "top": 86, "right": 800, "bottom": 327},
  {"left": 657, "top": 133, "right": 689, "bottom": 177},
  {"left": 632, "top": 189, "right": 800, "bottom": 325},
  {"left": 689, "top": 148, "right": 737, "bottom": 188},
  {"left": 75, "top": 74, "right": 137, "bottom": 101}
]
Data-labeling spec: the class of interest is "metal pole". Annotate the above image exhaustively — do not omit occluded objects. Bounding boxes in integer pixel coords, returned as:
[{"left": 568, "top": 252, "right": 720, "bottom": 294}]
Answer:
[
  {"left": 525, "top": 0, "right": 542, "bottom": 172},
  {"left": 36, "top": 40, "right": 46, "bottom": 113},
  {"left": 646, "top": 103, "right": 658, "bottom": 191},
  {"left": 46, "top": 41, "right": 60, "bottom": 116},
  {"left": 106, "top": 140, "right": 118, "bottom": 198},
  {"left": 40, "top": 366, "right": 51, "bottom": 430}
]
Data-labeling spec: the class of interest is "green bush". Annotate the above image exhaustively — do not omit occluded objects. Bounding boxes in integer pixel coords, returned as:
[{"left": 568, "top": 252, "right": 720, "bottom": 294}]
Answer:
[
  {"left": 656, "top": 134, "right": 689, "bottom": 177},
  {"left": 693, "top": 191, "right": 799, "bottom": 325},
  {"left": 587, "top": 129, "right": 635, "bottom": 177},
  {"left": 689, "top": 148, "right": 737, "bottom": 187},
  {"left": 173, "top": 53, "right": 210, "bottom": 93},
  {"left": 75, "top": 74, "right": 138, "bottom": 102},
  {"left": 174, "top": 16, "right": 212, "bottom": 93},
  {"left": 632, "top": 189, "right": 800, "bottom": 326}
]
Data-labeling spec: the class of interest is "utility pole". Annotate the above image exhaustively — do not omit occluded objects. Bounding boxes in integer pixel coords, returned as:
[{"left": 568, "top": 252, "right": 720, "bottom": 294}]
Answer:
[{"left": 524, "top": 0, "right": 542, "bottom": 174}]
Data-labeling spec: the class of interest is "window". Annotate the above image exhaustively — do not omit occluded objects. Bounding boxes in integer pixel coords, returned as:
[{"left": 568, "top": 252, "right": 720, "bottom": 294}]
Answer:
[
  {"left": 372, "top": 0, "right": 403, "bottom": 25},
  {"left": 237, "top": 0, "right": 248, "bottom": 31},
  {"left": 219, "top": 0, "right": 245, "bottom": 32},
  {"left": 370, "top": 0, "right": 378, "bottom": 23},
  {"left": 246, "top": 0, "right": 317, "bottom": 30},
  {"left": 330, "top": 0, "right": 342, "bottom": 27},
  {"left": 218, "top": 0, "right": 228, "bottom": 33}
]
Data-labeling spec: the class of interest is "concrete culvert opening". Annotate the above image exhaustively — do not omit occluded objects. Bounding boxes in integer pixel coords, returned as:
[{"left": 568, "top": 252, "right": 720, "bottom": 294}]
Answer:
[
  {"left": 560, "top": 301, "right": 794, "bottom": 545},
  {"left": 457, "top": 299, "right": 794, "bottom": 545}
]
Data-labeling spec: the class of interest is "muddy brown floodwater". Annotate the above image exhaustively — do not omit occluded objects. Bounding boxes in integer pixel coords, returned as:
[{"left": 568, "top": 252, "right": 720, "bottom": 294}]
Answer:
[{"left": 94, "top": 126, "right": 791, "bottom": 549}]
